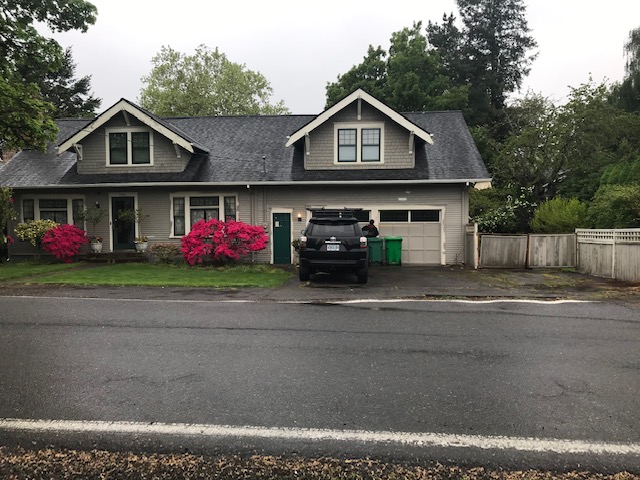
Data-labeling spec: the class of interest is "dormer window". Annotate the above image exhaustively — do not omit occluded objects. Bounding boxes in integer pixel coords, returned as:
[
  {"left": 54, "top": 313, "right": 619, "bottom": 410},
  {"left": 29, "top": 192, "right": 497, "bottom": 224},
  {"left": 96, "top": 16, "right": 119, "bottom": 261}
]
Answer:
[
  {"left": 335, "top": 123, "right": 384, "bottom": 164},
  {"left": 106, "top": 128, "right": 153, "bottom": 166}
]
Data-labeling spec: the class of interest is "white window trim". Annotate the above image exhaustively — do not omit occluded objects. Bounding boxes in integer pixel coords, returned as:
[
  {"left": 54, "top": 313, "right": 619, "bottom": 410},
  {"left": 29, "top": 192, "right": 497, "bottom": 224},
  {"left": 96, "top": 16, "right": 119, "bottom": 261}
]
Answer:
[
  {"left": 22, "top": 195, "right": 86, "bottom": 227},
  {"left": 169, "top": 193, "right": 238, "bottom": 238},
  {"left": 333, "top": 122, "right": 384, "bottom": 164},
  {"left": 105, "top": 127, "right": 154, "bottom": 166}
]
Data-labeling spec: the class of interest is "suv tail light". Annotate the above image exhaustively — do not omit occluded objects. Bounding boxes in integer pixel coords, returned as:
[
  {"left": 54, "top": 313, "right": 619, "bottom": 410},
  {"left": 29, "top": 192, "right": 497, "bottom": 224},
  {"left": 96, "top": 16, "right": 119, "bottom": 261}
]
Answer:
[
  {"left": 360, "top": 236, "right": 368, "bottom": 248},
  {"left": 299, "top": 236, "right": 307, "bottom": 250}
]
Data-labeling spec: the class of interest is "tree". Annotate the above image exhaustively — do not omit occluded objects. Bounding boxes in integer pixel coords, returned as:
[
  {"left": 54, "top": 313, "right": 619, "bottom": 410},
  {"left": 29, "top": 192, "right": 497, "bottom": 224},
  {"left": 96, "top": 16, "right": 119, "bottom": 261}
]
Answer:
[
  {"left": 139, "top": 45, "right": 289, "bottom": 116},
  {"left": 17, "top": 47, "right": 101, "bottom": 118},
  {"left": 0, "top": 0, "right": 97, "bottom": 149},
  {"left": 325, "top": 22, "right": 468, "bottom": 111},
  {"left": 610, "top": 26, "right": 640, "bottom": 112},
  {"left": 491, "top": 82, "right": 640, "bottom": 204},
  {"left": 427, "top": 0, "right": 538, "bottom": 127},
  {"left": 490, "top": 93, "right": 564, "bottom": 202}
]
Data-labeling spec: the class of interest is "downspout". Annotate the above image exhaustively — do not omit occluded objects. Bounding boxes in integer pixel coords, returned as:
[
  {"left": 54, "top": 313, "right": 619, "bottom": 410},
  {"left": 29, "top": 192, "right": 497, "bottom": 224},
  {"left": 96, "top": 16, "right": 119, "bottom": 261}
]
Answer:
[{"left": 248, "top": 184, "right": 255, "bottom": 263}]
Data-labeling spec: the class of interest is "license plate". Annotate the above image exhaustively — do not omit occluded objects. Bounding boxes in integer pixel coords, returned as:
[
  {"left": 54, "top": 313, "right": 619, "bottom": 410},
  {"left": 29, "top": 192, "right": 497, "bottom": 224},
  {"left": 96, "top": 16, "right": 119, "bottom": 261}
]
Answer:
[{"left": 326, "top": 244, "right": 340, "bottom": 252}]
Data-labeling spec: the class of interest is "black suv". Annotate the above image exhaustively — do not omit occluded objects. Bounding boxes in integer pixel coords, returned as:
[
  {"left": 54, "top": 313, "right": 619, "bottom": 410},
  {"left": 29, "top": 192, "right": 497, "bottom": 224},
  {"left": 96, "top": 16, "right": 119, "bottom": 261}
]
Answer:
[{"left": 298, "top": 209, "right": 369, "bottom": 283}]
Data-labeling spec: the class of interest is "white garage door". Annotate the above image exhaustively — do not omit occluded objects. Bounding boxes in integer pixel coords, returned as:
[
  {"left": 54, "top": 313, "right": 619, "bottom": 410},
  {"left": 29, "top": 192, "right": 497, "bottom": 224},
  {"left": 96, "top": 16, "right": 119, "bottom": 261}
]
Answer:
[{"left": 378, "top": 209, "right": 443, "bottom": 265}]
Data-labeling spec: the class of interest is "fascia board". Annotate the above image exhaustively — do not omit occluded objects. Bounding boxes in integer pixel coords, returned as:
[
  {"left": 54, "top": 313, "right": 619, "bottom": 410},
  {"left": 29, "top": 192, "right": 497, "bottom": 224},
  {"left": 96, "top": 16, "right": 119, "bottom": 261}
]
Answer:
[
  {"left": 11, "top": 178, "right": 492, "bottom": 190},
  {"left": 285, "top": 89, "right": 434, "bottom": 147},
  {"left": 57, "top": 100, "right": 197, "bottom": 154}
]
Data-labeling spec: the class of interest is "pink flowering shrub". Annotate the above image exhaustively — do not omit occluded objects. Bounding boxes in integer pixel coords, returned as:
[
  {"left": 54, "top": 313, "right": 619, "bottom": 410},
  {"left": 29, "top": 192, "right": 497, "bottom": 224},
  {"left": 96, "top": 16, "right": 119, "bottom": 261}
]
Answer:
[
  {"left": 41, "top": 224, "right": 88, "bottom": 263},
  {"left": 181, "top": 219, "right": 268, "bottom": 266}
]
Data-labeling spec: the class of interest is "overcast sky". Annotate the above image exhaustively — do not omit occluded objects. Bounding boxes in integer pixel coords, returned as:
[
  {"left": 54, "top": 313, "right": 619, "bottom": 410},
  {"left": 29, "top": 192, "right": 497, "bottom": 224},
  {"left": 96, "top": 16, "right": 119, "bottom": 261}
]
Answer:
[{"left": 47, "top": 0, "right": 640, "bottom": 115}]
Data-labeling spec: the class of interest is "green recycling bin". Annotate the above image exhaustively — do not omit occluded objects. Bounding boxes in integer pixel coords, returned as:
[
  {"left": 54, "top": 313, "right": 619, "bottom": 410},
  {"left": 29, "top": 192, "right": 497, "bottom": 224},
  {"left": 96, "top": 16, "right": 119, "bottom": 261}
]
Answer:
[
  {"left": 368, "top": 237, "right": 383, "bottom": 265},
  {"left": 384, "top": 236, "right": 403, "bottom": 265}
]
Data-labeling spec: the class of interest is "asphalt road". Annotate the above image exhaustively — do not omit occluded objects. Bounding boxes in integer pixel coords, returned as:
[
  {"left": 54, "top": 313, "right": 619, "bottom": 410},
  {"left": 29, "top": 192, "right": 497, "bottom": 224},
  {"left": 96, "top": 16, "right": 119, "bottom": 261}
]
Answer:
[{"left": 0, "top": 294, "right": 639, "bottom": 471}]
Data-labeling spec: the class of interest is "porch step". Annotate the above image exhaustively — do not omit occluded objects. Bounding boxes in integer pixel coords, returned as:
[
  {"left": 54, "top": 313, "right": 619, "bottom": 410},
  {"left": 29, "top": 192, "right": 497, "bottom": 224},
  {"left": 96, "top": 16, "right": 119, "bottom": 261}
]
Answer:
[{"left": 82, "top": 251, "right": 148, "bottom": 263}]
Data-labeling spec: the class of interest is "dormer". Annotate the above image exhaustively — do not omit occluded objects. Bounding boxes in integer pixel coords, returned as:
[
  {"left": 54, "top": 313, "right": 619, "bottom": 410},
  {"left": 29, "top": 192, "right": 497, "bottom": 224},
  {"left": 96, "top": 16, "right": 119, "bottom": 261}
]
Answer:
[
  {"left": 286, "top": 89, "right": 433, "bottom": 171},
  {"left": 57, "top": 99, "right": 209, "bottom": 175}
]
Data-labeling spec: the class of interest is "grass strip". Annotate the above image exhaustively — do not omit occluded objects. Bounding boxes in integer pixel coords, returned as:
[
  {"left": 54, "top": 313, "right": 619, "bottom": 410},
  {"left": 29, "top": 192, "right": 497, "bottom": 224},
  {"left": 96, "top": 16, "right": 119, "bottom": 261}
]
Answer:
[
  {"left": 23, "top": 263, "right": 292, "bottom": 288},
  {"left": 0, "top": 262, "right": 79, "bottom": 282}
]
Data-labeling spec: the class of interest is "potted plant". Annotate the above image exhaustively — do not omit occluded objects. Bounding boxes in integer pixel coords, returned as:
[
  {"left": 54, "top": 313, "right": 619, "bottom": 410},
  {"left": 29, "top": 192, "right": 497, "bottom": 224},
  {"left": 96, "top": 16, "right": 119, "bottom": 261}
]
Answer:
[
  {"left": 80, "top": 205, "right": 107, "bottom": 253},
  {"left": 89, "top": 235, "right": 103, "bottom": 253},
  {"left": 117, "top": 208, "right": 150, "bottom": 252}
]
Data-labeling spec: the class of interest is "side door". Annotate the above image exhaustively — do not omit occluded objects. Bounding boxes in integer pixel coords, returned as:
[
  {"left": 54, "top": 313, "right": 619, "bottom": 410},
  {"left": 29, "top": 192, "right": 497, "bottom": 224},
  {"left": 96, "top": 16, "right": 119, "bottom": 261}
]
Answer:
[{"left": 272, "top": 212, "right": 291, "bottom": 264}]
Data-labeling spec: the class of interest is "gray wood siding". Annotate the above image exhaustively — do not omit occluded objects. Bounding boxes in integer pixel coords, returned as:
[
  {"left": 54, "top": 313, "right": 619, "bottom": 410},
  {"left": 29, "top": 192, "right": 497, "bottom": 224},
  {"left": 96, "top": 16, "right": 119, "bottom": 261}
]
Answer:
[
  {"left": 255, "top": 184, "right": 466, "bottom": 264},
  {"left": 77, "top": 115, "right": 190, "bottom": 175},
  {"left": 9, "top": 185, "right": 466, "bottom": 264},
  {"left": 305, "top": 102, "right": 414, "bottom": 170}
]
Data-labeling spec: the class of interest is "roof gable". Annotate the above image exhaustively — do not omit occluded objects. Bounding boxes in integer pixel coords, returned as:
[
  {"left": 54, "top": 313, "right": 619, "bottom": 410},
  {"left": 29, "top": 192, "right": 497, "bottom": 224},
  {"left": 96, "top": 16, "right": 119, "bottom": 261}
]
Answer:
[
  {"left": 57, "top": 99, "right": 209, "bottom": 155},
  {"left": 285, "top": 89, "right": 434, "bottom": 147}
]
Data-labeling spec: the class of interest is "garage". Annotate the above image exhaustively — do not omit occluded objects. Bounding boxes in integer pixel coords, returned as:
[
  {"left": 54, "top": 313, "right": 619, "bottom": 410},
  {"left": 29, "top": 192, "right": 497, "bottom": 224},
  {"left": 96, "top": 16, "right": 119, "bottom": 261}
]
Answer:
[{"left": 377, "top": 209, "right": 444, "bottom": 265}]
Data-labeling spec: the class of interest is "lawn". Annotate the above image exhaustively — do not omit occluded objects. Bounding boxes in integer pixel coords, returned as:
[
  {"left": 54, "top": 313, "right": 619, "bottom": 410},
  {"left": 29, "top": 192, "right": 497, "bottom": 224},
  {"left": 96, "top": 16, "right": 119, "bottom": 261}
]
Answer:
[
  {"left": 0, "top": 262, "right": 79, "bottom": 282},
  {"left": 1, "top": 263, "right": 292, "bottom": 288}
]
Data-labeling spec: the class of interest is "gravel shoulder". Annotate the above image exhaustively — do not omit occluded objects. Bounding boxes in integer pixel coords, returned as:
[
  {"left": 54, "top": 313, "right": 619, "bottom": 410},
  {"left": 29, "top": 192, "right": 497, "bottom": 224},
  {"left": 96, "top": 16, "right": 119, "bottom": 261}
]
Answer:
[{"left": 1, "top": 447, "right": 639, "bottom": 480}]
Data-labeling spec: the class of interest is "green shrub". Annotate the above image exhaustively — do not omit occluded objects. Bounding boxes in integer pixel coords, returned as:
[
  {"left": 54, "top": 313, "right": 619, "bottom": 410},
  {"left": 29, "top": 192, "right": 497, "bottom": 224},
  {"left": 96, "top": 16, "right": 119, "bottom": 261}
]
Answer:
[
  {"left": 531, "top": 197, "right": 588, "bottom": 233},
  {"left": 587, "top": 184, "right": 640, "bottom": 228},
  {"left": 14, "top": 219, "right": 58, "bottom": 246},
  {"left": 148, "top": 243, "right": 182, "bottom": 264}
]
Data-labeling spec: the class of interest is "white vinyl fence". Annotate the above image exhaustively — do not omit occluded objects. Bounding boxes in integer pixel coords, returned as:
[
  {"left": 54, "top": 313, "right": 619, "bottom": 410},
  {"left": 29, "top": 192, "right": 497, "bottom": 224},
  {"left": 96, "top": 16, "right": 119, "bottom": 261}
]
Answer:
[{"left": 576, "top": 229, "right": 640, "bottom": 281}]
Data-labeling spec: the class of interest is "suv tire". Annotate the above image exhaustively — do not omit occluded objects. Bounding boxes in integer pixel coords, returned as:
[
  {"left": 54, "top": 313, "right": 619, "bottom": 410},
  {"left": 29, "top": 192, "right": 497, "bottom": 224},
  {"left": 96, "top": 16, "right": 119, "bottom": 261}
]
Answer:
[
  {"left": 299, "top": 265, "right": 311, "bottom": 281},
  {"left": 356, "top": 266, "right": 368, "bottom": 284}
]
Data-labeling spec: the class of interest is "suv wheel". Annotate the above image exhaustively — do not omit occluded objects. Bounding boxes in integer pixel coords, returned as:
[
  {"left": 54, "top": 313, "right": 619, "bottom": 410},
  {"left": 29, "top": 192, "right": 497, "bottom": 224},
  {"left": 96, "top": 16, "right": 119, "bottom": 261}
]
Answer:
[
  {"left": 356, "top": 266, "right": 368, "bottom": 284},
  {"left": 299, "top": 265, "right": 311, "bottom": 281}
]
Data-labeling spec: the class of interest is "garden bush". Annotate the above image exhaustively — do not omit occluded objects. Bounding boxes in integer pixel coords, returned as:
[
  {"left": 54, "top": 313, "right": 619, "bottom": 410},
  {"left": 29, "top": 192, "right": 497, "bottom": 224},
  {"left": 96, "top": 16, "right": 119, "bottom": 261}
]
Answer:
[
  {"left": 531, "top": 197, "right": 588, "bottom": 233},
  {"left": 587, "top": 184, "right": 640, "bottom": 228},
  {"left": 181, "top": 219, "right": 268, "bottom": 266},
  {"left": 14, "top": 219, "right": 59, "bottom": 247},
  {"left": 41, "top": 224, "right": 88, "bottom": 263},
  {"left": 149, "top": 243, "right": 182, "bottom": 264}
]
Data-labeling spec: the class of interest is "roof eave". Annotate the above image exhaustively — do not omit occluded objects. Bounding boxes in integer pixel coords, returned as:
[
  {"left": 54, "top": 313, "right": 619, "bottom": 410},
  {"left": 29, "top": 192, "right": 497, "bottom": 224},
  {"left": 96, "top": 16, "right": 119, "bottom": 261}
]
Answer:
[
  {"left": 8, "top": 178, "right": 492, "bottom": 190},
  {"left": 57, "top": 100, "right": 207, "bottom": 155},
  {"left": 285, "top": 89, "right": 434, "bottom": 147}
]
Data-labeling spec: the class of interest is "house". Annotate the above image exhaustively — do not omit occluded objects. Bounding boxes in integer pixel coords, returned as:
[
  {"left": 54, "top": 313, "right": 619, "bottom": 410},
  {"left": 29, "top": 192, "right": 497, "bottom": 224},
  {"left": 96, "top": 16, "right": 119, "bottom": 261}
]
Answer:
[{"left": 0, "top": 89, "right": 490, "bottom": 265}]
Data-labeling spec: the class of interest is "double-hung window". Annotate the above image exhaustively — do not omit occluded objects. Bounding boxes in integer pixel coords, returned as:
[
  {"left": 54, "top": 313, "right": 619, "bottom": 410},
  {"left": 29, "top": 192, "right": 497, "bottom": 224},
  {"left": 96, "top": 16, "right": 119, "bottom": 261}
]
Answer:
[
  {"left": 171, "top": 194, "right": 238, "bottom": 236},
  {"left": 335, "top": 123, "right": 383, "bottom": 163},
  {"left": 106, "top": 128, "right": 153, "bottom": 166},
  {"left": 338, "top": 129, "right": 357, "bottom": 162}
]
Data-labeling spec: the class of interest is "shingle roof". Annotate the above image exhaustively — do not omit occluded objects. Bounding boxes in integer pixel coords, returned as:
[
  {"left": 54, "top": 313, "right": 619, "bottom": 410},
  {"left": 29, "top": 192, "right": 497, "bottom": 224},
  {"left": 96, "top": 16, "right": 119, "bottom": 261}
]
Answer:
[{"left": 0, "top": 109, "right": 489, "bottom": 188}]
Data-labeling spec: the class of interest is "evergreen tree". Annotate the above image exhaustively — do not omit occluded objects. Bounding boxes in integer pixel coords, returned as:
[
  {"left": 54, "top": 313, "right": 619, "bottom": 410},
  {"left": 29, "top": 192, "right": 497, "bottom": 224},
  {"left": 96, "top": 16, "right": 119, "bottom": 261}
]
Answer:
[
  {"left": 326, "top": 22, "right": 468, "bottom": 112},
  {"left": 427, "top": 0, "right": 538, "bottom": 127},
  {"left": 18, "top": 47, "right": 101, "bottom": 118},
  {"left": 610, "top": 26, "right": 640, "bottom": 112},
  {"left": 0, "top": 0, "right": 97, "bottom": 149}
]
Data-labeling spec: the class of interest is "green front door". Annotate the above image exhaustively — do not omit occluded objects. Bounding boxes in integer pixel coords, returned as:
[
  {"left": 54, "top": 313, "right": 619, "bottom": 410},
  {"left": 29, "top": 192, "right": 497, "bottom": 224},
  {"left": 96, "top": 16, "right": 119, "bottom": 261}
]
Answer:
[
  {"left": 273, "top": 212, "right": 291, "bottom": 264},
  {"left": 112, "top": 197, "right": 135, "bottom": 250}
]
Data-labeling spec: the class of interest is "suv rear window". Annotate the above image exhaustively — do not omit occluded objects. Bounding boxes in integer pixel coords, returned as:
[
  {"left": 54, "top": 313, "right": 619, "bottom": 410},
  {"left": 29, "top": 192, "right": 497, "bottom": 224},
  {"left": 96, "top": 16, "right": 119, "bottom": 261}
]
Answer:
[{"left": 307, "top": 222, "right": 359, "bottom": 236}]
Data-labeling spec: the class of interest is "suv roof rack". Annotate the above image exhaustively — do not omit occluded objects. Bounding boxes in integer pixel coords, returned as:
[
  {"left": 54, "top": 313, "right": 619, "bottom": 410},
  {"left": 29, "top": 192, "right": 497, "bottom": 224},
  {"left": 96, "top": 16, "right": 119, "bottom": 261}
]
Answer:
[{"left": 308, "top": 208, "right": 362, "bottom": 219}]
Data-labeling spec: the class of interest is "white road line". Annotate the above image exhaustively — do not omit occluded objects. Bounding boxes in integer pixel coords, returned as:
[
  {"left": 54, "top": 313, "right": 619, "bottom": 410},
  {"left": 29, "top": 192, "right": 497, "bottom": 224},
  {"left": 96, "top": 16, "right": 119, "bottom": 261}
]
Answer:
[
  {"left": 0, "top": 295, "right": 593, "bottom": 305},
  {"left": 0, "top": 419, "right": 637, "bottom": 456}
]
